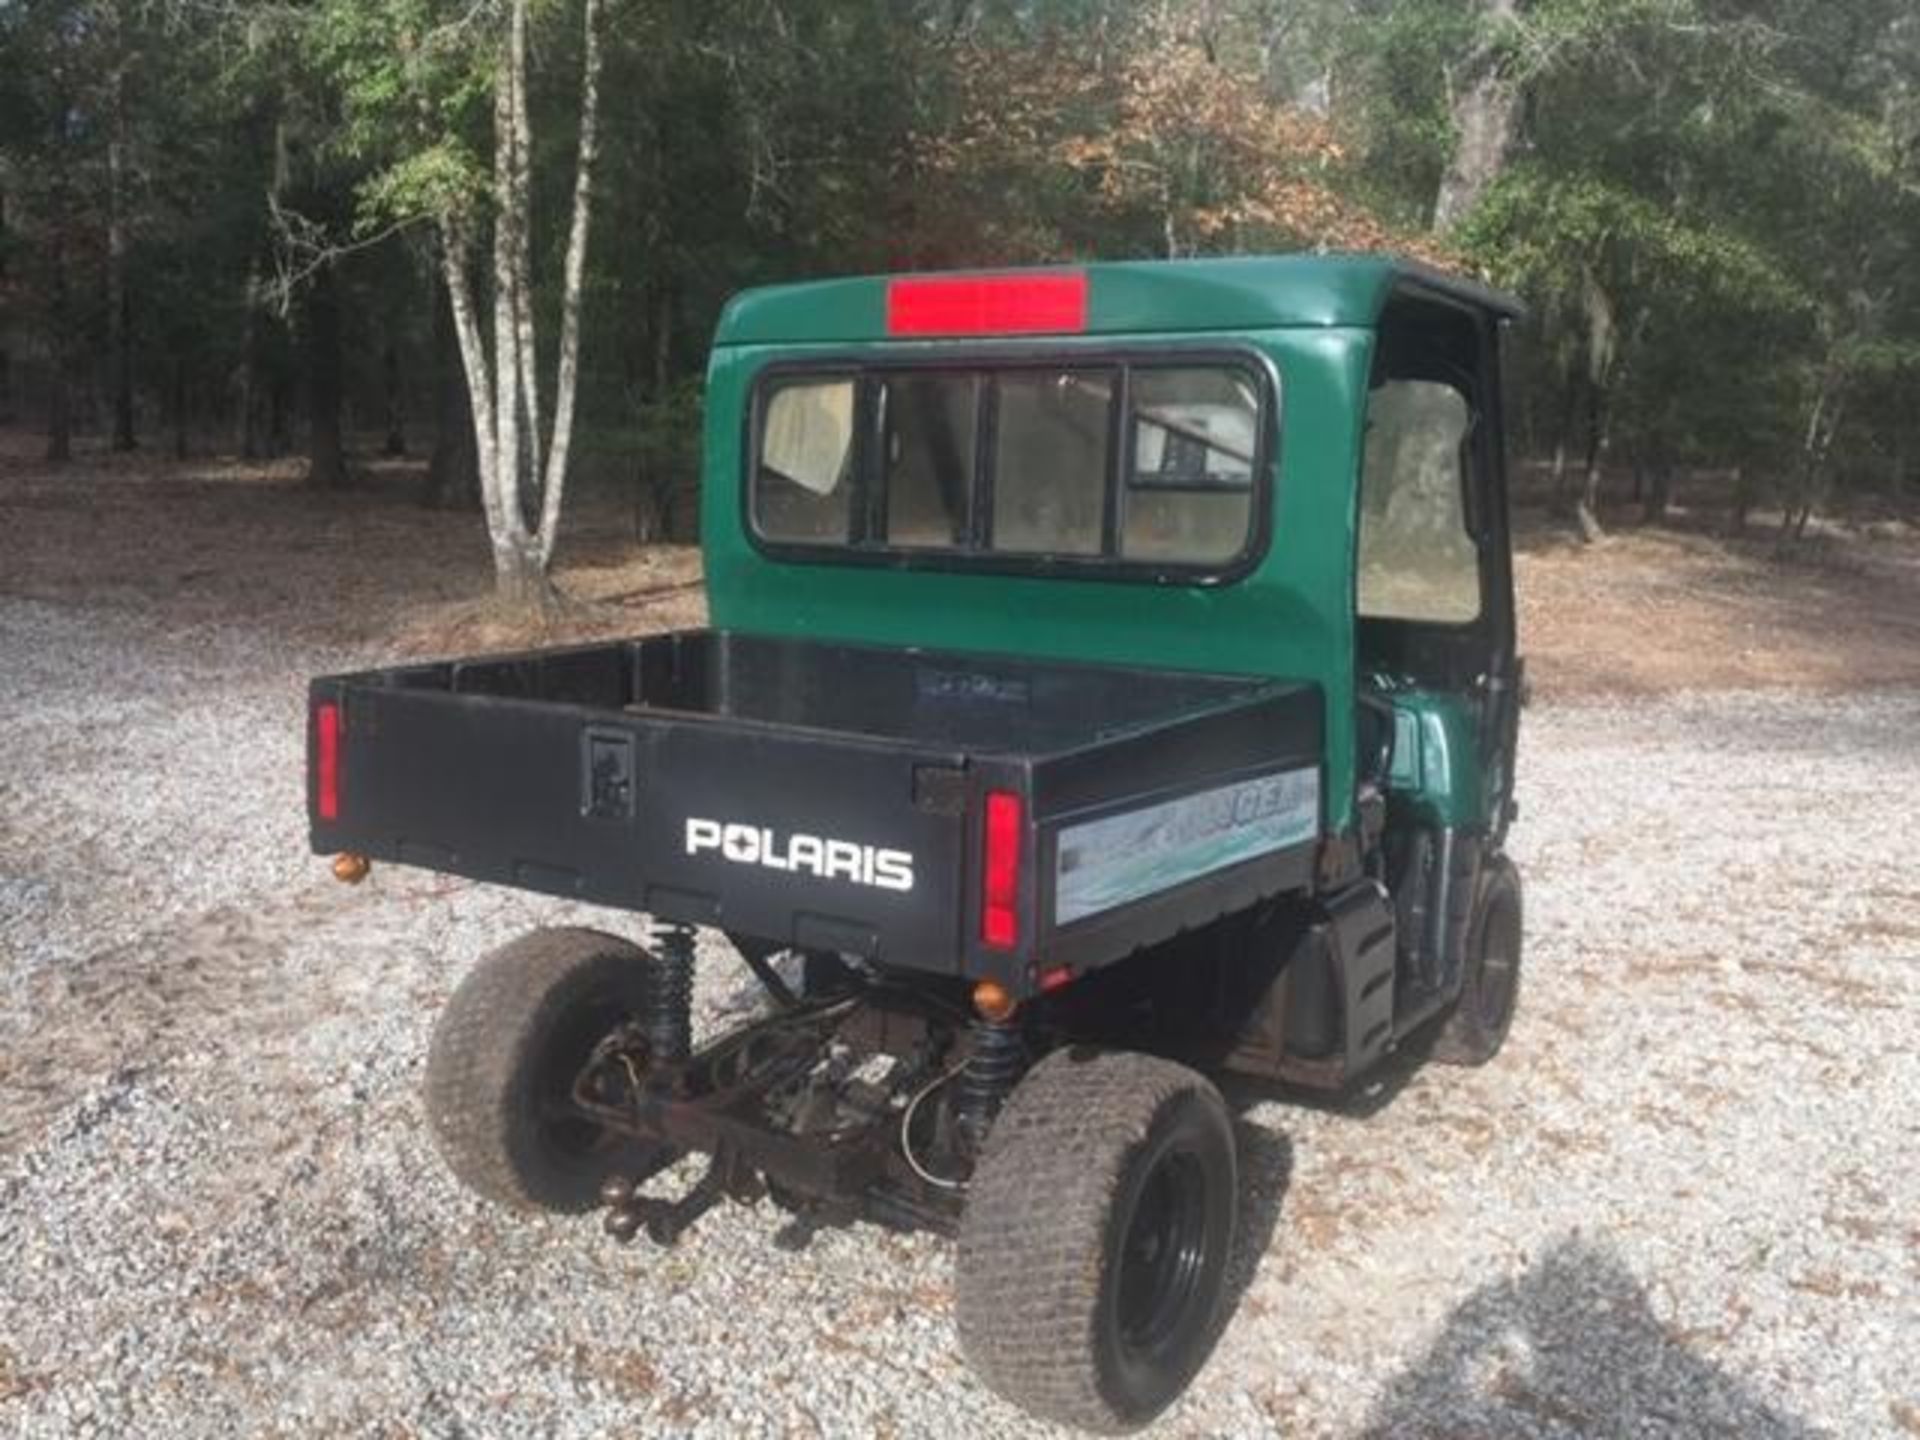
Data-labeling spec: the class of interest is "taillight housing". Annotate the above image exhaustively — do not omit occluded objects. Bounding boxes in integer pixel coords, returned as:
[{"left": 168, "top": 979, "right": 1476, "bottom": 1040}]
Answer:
[
  {"left": 982, "top": 790, "right": 1023, "bottom": 950},
  {"left": 315, "top": 700, "right": 341, "bottom": 822},
  {"left": 886, "top": 272, "right": 1088, "bottom": 337}
]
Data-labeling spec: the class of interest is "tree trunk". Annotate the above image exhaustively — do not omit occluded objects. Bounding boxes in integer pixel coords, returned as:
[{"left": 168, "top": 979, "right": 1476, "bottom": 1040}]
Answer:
[
  {"left": 1643, "top": 454, "right": 1672, "bottom": 524},
  {"left": 171, "top": 360, "right": 189, "bottom": 460},
  {"left": 268, "top": 373, "right": 293, "bottom": 457},
  {"left": 240, "top": 113, "right": 291, "bottom": 461},
  {"left": 305, "top": 260, "right": 347, "bottom": 488},
  {"left": 1636, "top": 432, "right": 1673, "bottom": 523},
  {"left": 1778, "top": 378, "right": 1844, "bottom": 550},
  {"left": 653, "top": 284, "right": 672, "bottom": 396},
  {"left": 46, "top": 210, "right": 72, "bottom": 464},
  {"left": 47, "top": 362, "right": 72, "bottom": 463},
  {"left": 493, "top": 537, "right": 549, "bottom": 610},
  {"left": 107, "top": 60, "right": 136, "bottom": 452},
  {"left": 1571, "top": 271, "right": 1621, "bottom": 542},
  {"left": 532, "top": 0, "right": 604, "bottom": 569},
  {"left": 1727, "top": 465, "right": 1752, "bottom": 535},
  {"left": 0, "top": 185, "right": 11, "bottom": 423},
  {"left": 1548, "top": 374, "right": 1579, "bottom": 508},
  {"left": 422, "top": 279, "right": 479, "bottom": 510},
  {"left": 236, "top": 262, "right": 263, "bottom": 459},
  {"left": 1575, "top": 392, "right": 1609, "bottom": 543},
  {"left": 237, "top": 272, "right": 291, "bottom": 459},
  {"left": 435, "top": 0, "right": 604, "bottom": 609},
  {"left": 383, "top": 338, "right": 407, "bottom": 456},
  {"left": 490, "top": 12, "right": 525, "bottom": 542},
  {"left": 632, "top": 478, "right": 664, "bottom": 544},
  {"left": 1431, "top": 0, "right": 1522, "bottom": 233},
  {"left": 509, "top": 12, "right": 542, "bottom": 496}
]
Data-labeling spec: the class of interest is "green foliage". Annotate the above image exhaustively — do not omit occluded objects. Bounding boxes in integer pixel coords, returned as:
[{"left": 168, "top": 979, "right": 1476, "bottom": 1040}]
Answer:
[
  {"left": 1460, "top": 169, "right": 1811, "bottom": 319},
  {"left": 307, "top": 0, "right": 494, "bottom": 231}
]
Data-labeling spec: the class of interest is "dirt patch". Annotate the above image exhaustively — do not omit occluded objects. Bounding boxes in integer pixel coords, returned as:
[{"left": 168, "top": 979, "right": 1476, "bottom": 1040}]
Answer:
[
  {"left": 0, "top": 431, "right": 701, "bottom": 659},
  {"left": 386, "top": 550, "right": 706, "bottom": 657},
  {"left": 1515, "top": 507, "right": 1920, "bottom": 699}
]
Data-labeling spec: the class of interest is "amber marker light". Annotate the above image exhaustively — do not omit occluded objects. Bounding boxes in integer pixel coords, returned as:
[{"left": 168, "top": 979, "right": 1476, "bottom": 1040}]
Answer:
[
  {"left": 972, "top": 980, "right": 1017, "bottom": 1023},
  {"left": 332, "top": 852, "right": 371, "bottom": 884}
]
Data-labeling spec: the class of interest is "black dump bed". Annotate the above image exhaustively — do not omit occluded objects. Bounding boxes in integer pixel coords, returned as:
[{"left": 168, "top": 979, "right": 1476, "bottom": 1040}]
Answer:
[{"left": 309, "top": 630, "right": 1322, "bottom": 985}]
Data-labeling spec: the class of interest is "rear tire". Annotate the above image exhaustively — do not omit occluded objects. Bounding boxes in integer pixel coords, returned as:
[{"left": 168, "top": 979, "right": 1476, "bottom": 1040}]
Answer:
[
  {"left": 425, "top": 927, "right": 659, "bottom": 1212},
  {"left": 956, "top": 1049, "right": 1236, "bottom": 1433},
  {"left": 1429, "top": 856, "right": 1524, "bottom": 1066}
]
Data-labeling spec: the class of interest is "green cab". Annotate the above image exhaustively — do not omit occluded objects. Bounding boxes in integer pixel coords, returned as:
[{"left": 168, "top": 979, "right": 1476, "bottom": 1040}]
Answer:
[{"left": 702, "top": 253, "right": 1524, "bottom": 845}]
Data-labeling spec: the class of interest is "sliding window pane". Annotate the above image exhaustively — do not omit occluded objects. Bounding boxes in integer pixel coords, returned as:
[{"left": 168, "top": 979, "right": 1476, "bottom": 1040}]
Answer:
[{"left": 990, "top": 369, "right": 1111, "bottom": 556}]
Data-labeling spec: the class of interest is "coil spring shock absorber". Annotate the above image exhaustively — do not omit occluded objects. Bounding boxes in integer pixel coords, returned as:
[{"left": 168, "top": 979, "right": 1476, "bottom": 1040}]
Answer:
[
  {"left": 952, "top": 1011, "right": 1025, "bottom": 1153},
  {"left": 645, "top": 920, "right": 697, "bottom": 1064}
]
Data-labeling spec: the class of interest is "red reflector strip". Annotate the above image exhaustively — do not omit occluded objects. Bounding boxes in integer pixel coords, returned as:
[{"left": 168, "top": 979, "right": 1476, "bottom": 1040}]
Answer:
[
  {"left": 1039, "top": 964, "right": 1075, "bottom": 993},
  {"left": 887, "top": 273, "right": 1088, "bottom": 337},
  {"left": 316, "top": 701, "right": 341, "bottom": 822},
  {"left": 982, "top": 790, "right": 1023, "bottom": 950}
]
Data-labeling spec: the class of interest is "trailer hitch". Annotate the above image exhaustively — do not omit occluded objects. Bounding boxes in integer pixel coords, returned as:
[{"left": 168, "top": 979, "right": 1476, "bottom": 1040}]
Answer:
[{"left": 599, "top": 1148, "right": 763, "bottom": 1247}]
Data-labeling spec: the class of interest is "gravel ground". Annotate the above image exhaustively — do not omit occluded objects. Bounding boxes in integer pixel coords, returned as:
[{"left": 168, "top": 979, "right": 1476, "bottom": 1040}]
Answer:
[{"left": 3, "top": 587, "right": 1918, "bottom": 1438}]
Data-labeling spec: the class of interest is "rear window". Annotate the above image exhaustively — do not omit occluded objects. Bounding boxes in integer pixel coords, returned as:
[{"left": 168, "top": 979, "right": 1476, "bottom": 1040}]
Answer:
[
  {"left": 750, "top": 356, "right": 1270, "bottom": 576},
  {"left": 757, "top": 377, "right": 856, "bottom": 543}
]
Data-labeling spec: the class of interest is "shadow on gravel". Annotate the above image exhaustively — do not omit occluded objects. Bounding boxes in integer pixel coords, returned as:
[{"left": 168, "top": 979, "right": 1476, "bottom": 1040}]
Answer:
[
  {"left": 1357, "top": 1236, "right": 1819, "bottom": 1438},
  {"left": 1221, "top": 1043, "right": 1426, "bottom": 1125},
  {"left": 1224, "top": 1119, "right": 1294, "bottom": 1312}
]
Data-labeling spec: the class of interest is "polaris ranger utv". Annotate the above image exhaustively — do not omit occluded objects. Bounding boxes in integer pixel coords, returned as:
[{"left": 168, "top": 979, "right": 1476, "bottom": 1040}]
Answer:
[{"left": 308, "top": 254, "right": 1526, "bottom": 1432}]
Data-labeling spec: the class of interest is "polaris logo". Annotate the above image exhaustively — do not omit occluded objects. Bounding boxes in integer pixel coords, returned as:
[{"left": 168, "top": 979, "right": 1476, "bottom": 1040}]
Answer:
[{"left": 685, "top": 817, "right": 914, "bottom": 893}]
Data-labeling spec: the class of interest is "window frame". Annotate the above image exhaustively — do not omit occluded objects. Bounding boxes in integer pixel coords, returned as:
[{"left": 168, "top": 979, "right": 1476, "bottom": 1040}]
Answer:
[{"left": 743, "top": 344, "right": 1280, "bottom": 587}]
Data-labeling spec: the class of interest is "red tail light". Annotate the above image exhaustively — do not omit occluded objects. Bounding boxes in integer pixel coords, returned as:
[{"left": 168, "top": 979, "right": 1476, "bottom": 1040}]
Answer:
[
  {"left": 982, "top": 790, "right": 1023, "bottom": 950},
  {"left": 887, "top": 272, "right": 1088, "bottom": 337},
  {"left": 315, "top": 701, "right": 341, "bottom": 821}
]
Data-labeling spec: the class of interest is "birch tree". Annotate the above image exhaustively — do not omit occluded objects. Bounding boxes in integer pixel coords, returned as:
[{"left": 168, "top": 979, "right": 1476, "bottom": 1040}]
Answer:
[
  {"left": 443, "top": 0, "right": 605, "bottom": 606},
  {"left": 317, "top": 0, "right": 607, "bottom": 607}
]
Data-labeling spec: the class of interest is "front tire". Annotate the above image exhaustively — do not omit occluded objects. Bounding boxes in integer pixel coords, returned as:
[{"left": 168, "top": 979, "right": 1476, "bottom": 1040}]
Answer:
[
  {"left": 425, "top": 927, "right": 658, "bottom": 1212},
  {"left": 956, "top": 1049, "right": 1237, "bottom": 1433},
  {"left": 1429, "top": 856, "right": 1524, "bottom": 1066}
]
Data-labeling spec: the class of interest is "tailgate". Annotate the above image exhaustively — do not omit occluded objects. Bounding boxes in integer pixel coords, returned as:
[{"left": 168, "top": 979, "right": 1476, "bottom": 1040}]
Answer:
[{"left": 309, "top": 681, "right": 973, "bottom": 965}]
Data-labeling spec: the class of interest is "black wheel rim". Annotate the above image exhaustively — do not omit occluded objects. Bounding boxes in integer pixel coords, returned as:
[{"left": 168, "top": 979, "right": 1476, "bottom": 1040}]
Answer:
[
  {"left": 1475, "top": 896, "right": 1520, "bottom": 1032},
  {"left": 1115, "top": 1149, "right": 1210, "bottom": 1362},
  {"left": 530, "top": 989, "right": 631, "bottom": 1165}
]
